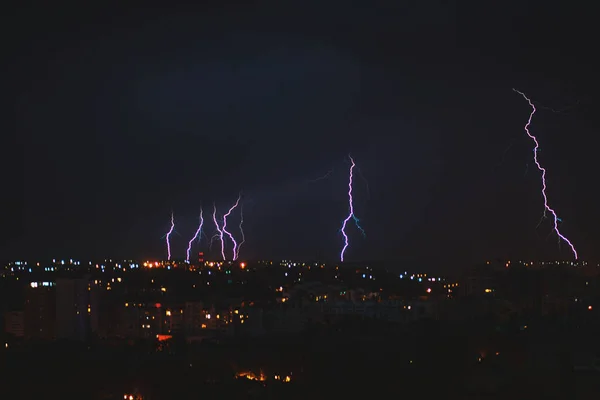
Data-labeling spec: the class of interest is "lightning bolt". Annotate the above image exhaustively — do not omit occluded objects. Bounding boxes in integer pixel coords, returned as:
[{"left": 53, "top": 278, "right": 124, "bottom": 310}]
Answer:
[
  {"left": 537, "top": 99, "right": 580, "bottom": 114},
  {"left": 353, "top": 215, "right": 366, "bottom": 238},
  {"left": 165, "top": 211, "right": 175, "bottom": 261},
  {"left": 496, "top": 138, "right": 516, "bottom": 167},
  {"left": 513, "top": 89, "right": 578, "bottom": 259},
  {"left": 340, "top": 155, "right": 364, "bottom": 262},
  {"left": 186, "top": 209, "right": 204, "bottom": 263},
  {"left": 212, "top": 204, "right": 226, "bottom": 260},
  {"left": 208, "top": 233, "right": 220, "bottom": 251},
  {"left": 234, "top": 203, "right": 245, "bottom": 260},
  {"left": 308, "top": 169, "right": 334, "bottom": 183},
  {"left": 222, "top": 194, "right": 241, "bottom": 260}
]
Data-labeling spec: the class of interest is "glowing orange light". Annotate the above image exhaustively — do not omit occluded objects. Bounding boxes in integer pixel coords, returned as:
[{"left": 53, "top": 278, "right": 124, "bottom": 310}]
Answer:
[
  {"left": 156, "top": 334, "right": 172, "bottom": 341},
  {"left": 235, "top": 371, "right": 266, "bottom": 382},
  {"left": 240, "top": 262, "right": 246, "bottom": 269}
]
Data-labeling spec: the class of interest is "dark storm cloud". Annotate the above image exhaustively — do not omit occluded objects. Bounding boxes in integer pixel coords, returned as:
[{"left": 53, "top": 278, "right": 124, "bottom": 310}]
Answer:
[{"left": 132, "top": 44, "right": 362, "bottom": 142}]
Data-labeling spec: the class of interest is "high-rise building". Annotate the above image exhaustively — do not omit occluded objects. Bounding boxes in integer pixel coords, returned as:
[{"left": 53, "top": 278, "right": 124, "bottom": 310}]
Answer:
[
  {"left": 184, "top": 301, "right": 205, "bottom": 336},
  {"left": 55, "top": 277, "right": 93, "bottom": 341},
  {"left": 24, "top": 281, "right": 56, "bottom": 340}
]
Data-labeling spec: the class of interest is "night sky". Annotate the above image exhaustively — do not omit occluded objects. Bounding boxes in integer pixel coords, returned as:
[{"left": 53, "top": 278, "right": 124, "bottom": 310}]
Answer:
[{"left": 5, "top": 1, "right": 600, "bottom": 271}]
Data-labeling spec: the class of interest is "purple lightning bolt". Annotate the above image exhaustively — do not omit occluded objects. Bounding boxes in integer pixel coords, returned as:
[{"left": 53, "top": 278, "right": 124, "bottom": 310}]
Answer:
[
  {"left": 186, "top": 209, "right": 204, "bottom": 263},
  {"left": 513, "top": 88, "right": 578, "bottom": 259},
  {"left": 165, "top": 211, "right": 175, "bottom": 261},
  {"left": 222, "top": 194, "right": 241, "bottom": 260},
  {"left": 340, "top": 156, "right": 357, "bottom": 262},
  {"left": 208, "top": 233, "right": 220, "bottom": 251},
  {"left": 234, "top": 203, "right": 245, "bottom": 260},
  {"left": 212, "top": 204, "right": 226, "bottom": 260}
]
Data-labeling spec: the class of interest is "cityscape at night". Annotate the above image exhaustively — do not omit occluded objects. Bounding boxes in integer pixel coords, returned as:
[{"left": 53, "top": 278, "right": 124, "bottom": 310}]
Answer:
[
  {"left": 2, "top": 257, "right": 600, "bottom": 397},
  {"left": 6, "top": 0, "right": 600, "bottom": 398}
]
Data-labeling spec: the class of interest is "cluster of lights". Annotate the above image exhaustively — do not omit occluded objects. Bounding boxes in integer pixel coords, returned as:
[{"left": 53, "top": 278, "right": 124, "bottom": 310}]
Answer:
[
  {"left": 235, "top": 371, "right": 292, "bottom": 383},
  {"left": 90, "top": 277, "right": 124, "bottom": 291},
  {"left": 29, "top": 281, "right": 54, "bottom": 288},
  {"left": 4, "top": 259, "right": 142, "bottom": 274},
  {"left": 488, "top": 260, "right": 592, "bottom": 268},
  {"left": 399, "top": 272, "right": 444, "bottom": 282},
  {"left": 128, "top": 306, "right": 252, "bottom": 334}
]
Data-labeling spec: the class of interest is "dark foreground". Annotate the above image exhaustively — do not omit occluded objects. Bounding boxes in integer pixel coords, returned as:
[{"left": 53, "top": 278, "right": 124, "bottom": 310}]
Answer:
[{"left": 2, "top": 317, "right": 600, "bottom": 399}]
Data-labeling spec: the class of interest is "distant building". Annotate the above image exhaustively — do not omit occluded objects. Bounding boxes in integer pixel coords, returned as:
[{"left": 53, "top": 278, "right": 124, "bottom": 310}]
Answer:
[
  {"left": 166, "top": 306, "right": 184, "bottom": 335},
  {"left": 24, "top": 281, "right": 56, "bottom": 340},
  {"left": 4, "top": 311, "right": 24, "bottom": 338},
  {"left": 459, "top": 264, "right": 497, "bottom": 297},
  {"left": 183, "top": 301, "right": 205, "bottom": 336},
  {"left": 119, "top": 302, "right": 164, "bottom": 339},
  {"left": 55, "top": 277, "right": 93, "bottom": 341}
]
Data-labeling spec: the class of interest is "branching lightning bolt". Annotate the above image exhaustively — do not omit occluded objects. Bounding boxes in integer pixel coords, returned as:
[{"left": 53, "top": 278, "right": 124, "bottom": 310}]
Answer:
[
  {"left": 308, "top": 169, "right": 334, "bottom": 183},
  {"left": 212, "top": 204, "right": 226, "bottom": 260},
  {"left": 208, "top": 233, "right": 220, "bottom": 252},
  {"left": 513, "top": 88, "right": 578, "bottom": 259},
  {"left": 234, "top": 203, "right": 245, "bottom": 261},
  {"left": 340, "top": 155, "right": 364, "bottom": 262},
  {"left": 165, "top": 211, "right": 175, "bottom": 261},
  {"left": 186, "top": 209, "right": 204, "bottom": 263},
  {"left": 222, "top": 194, "right": 241, "bottom": 261},
  {"left": 353, "top": 215, "right": 366, "bottom": 238},
  {"left": 537, "top": 99, "right": 580, "bottom": 114}
]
